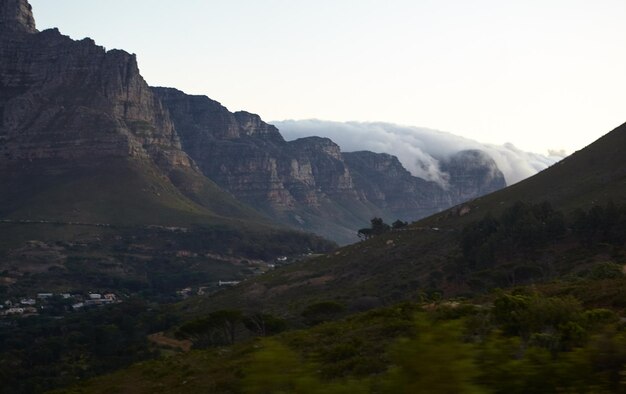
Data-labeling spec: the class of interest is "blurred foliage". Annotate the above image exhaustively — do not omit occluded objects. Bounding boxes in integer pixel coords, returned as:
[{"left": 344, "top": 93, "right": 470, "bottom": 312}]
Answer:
[
  {"left": 0, "top": 299, "right": 177, "bottom": 394},
  {"left": 54, "top": 291, "right": 626, "bottom": 394}
]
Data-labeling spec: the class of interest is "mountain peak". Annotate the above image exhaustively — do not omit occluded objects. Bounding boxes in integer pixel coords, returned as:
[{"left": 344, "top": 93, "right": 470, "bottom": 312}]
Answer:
[{"left": 0, "top": 0, "right": 37, "bottom": 33}]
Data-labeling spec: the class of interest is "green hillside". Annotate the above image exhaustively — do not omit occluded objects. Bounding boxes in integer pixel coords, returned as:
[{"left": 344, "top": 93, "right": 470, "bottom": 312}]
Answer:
[
  {"left": 0, "top": 158, "right": 335, "bottom": 296},
  {"left": 179, "top": 122, "right": 626, "bottom": 318},
  {"left": 50, "top": 281, "right": 626, "bottom": 394},
  {"left": 0, "top": 158, "right": 265, "bottom": 229},
  {"left": 6, "top": 123, "right": 624, "bottom": 394}
]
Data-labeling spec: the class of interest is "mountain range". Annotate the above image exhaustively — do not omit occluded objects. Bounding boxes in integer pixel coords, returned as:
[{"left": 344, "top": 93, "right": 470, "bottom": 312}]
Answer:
[
  {"left": 1, "top": 2, "right": 625, "bottom": 393},
  {"left": 1, "top": 0, "right": 514, "bottom": 247}
]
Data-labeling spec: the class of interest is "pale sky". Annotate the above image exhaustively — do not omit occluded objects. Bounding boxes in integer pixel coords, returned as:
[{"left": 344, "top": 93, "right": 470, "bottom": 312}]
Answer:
[{"left": 30, "top": 0, "right": 626, "bottom": 155}]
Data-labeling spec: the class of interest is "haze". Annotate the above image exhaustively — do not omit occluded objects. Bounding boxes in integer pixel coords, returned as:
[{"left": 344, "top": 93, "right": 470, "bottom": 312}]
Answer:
[{"left": 30, "top": 0, "right": 626, "bottom": 155}]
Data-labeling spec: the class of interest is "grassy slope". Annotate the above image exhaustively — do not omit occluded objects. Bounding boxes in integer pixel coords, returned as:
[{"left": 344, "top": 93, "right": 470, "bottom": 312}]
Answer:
[
  {"left": 50, "top": 278, "right": 626, "bottom": 394},
  {"left": 0, "top": 157, "right": 307, "bottom": 251},
  {"left": 40, "top": 123, "right": 626, "bottom": 394}
]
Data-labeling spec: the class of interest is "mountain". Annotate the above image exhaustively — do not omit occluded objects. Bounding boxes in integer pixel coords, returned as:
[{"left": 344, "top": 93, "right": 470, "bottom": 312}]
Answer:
[
  {"left": 154, "top": 87, "right": 506, "bottom": 244},
  {"left": 45, "top": 119, "right": 626, "bottom": 392},
  {"left": 0, "top": 0, "right": 509, "bottom": 298},
  {"left": 344, "top": 149, "right": 505, "bottom": 220},
  {"left": 0, "top": 0, "right": 510, "bottom": 248},
  {"left": 273, "top": 119, "right": 561, "bottom": 186},
  {"left": 0, "top": 0, "right": 335, "bottom": 296},
  {"left": 183, "top": 121, "right": 626, "bottom": 316}
]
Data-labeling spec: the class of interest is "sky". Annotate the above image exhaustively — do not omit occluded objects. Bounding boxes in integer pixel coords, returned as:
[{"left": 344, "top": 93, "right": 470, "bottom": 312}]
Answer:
[{"left": 29, "top": 0, "right": 626, "bottom": 155}]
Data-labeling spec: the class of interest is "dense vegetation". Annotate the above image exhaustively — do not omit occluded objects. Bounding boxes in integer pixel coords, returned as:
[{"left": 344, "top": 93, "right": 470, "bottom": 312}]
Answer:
[
  {"left": 357, "top": 218, "right": 407, "bottom": 240},
  {"left": 457, "top": 201, "right": 626, "bottom": 290},
  {"left": 0, "top": 300, "right": 180, "bottom": 394},
  {"left": 52, "top": 287, "right": 626, "bottom": 393}
]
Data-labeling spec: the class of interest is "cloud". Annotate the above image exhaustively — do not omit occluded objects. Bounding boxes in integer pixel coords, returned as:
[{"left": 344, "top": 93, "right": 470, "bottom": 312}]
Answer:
[{"left": 272, "top": 119, "right": 563, "bottom": 186}]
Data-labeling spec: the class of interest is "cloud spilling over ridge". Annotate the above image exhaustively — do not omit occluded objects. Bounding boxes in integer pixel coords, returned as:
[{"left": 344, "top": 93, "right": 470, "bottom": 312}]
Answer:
[{"left": 273, "top": 120, "right": 563, "bottom": 186}]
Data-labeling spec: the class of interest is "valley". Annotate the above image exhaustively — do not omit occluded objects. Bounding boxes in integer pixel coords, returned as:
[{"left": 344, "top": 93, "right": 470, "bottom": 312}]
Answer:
[{"left": 0, "top": 1, "right": 625, "bottom": 393}]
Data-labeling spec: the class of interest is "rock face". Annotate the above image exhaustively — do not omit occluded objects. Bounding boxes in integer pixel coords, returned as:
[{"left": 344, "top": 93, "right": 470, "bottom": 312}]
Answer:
[
  {"left": 155, "top": 88, "right": 507, "bottom": 243},
  {"left": 154, "top": 88, "right": 354, "bottom": 208},
  {"left": 343, "top": 151, "right": 452, "bottom": 220},
  {"left": 0, "top": 0, "right": 36, "bottom": 33},
  {"left": 0, "top": 4, "right": 191, "bottom": 170},
  {"left": 441, "top": 150, "right": 506, "bottom": 203},
  {"left": 0, "top": 0, "right": 507, "bottom": 244}
]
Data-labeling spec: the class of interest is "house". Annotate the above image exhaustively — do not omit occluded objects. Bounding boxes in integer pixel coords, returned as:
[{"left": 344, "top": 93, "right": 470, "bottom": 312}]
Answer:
[
  {"left": 103, "top": 293, "right": 117, "bottom": 301},
  {"left": 61, "top": 294, "right": 71, "bottom": 299},
  {"left": 23, "top": 307, "right": 38, "bottom": 315},
  {"left": 176, "top": 288, "right": 192, "bottom": 298},
  {"left": 89, "top": 293, "right": 102, "bottom": 300},
  {"left": 218, "top": 280, "right": 240, "bottom": 287},
  {"left": 37, "top": 293, "right": 54, "bottom": 299},
  {"left": 176, "top": 250, "right": 195, "bottom": 257},
  {"left": 5, "top": 307, "right": 24, "bottom": 315},
  {"left": 72, "top": 302, "right": 85, "bottom": 310},
  {"left": 20, "top": 299, "right": 36, "bottom": 305}
]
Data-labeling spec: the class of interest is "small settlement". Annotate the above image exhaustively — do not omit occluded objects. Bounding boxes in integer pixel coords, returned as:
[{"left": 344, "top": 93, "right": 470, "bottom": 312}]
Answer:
[{"left": 0, "top": 291, "right": 121, "bottom": 318}]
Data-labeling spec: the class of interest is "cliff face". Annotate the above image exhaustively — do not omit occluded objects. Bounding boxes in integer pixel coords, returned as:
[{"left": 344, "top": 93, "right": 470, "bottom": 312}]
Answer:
[
  {"left": 1, "top": 0, "right": 507, "bottom": 244},
  {"left": 343, "top": 151, "right": 452, "bottom": 220},
  {"left": 0, "top": 0, "right": 36, "bottom": 33},
  {"left": 441, "top": 150, "right": 507, "bottom": 203},
  {"left": 154, "top": 88, "right": 362, "bottom": 213},
  {"left": 0, "top": 10, "right": 191, "bottom": 170},
  {"left": 0, "top": 0, "right": 264, "bottom": 230},
  {"left": 155, "top": 88, "right": 506, "bottom": 243}
]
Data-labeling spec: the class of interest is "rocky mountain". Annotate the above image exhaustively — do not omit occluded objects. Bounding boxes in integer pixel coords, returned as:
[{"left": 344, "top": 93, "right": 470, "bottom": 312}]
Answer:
[
  {"left": 0, "top": 0, "right": 507, "bottom": 246},
  {"left": 0, "top": 1, "right": 190, "bottom": 170},
  {"left": 154, "top": 88, "right": 506, "bottom": 243},
  {"left": 0, "top": 0, "right": 333, "bottom": 263}
]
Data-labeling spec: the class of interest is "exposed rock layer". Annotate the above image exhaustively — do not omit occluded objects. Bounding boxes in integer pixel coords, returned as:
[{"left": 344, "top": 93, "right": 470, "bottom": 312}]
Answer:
[
  {"left": 154, "top": 88, "right": 506, "bottom": 243},
  {"left": 0, "top": 0, "right": 507, "bottom": 244},
  {"left": 0, "top": 0, "right": 36, "bottom": 33},
  {"left": 0, "top": 16, "right": 191, "bottom": 169}
]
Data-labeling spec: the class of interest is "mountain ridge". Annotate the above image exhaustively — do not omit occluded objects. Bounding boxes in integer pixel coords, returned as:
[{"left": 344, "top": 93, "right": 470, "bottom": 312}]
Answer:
[
  {"left": 154, "top": 87, "right": 506, "bottom": 243},
  {"left": 2, "top": 0, "right": 508, "bottom": 248}
]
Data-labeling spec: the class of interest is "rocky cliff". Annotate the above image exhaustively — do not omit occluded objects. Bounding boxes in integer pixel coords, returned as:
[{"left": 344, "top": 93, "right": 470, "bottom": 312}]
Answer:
[
  {"left": 440, "top": 150, "right": 506, "bottom": 203},
  {"left": 0, "top": 0, "right": 507, "bottom": 244},
  {"left": 154, "top": 88, "right": 506, "bottom": 243},
  {"left": 0, "top": 0, "right": 266, "bottom": 229},
  {"left": 0, "top": 3, "right": 190, "bottom": 170},
  {"left": 0, "top": 0, "right": 36, "bottom": 33},
  {"left": 343, "top": 151, "right": 452, "bottom": 220}
]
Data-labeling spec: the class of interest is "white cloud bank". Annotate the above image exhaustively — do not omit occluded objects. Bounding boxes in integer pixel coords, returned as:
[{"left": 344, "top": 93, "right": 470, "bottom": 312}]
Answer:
[{"left": 273, "top": 120, "right": 565, "bottom": 186}]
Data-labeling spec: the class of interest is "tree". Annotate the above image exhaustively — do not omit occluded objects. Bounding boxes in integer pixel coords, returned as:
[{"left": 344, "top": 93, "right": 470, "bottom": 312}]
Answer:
[
  {"left": 380, "top": 315, "right": 486, "bottom": 394},
  {"left": 370, "top": 217, "right": 391, "bottom": 235},
  {"left": 243, "top": 313, "right": 288, "bottom": 337},
  {"left": 301, "top": 301, "right": 346, "bottom": 326},
  {"left": 176, "top": 309, "right": 243, "bottom": 347},
  {"left": 357, "top": 228, "right": 372, "bottom": 241},
  {"left": 392, "top": 220, "right": 408, "bottom": 230}
]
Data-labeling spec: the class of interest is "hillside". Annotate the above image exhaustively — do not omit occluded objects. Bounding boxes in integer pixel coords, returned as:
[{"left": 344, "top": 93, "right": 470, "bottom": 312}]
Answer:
[
  {"left": 0, "top": 0, "right": 335, "bottom": 296},
  {"left": 0, "top": 2, "right": 624, "bottom": 393},
  {"left": 49, "top": 122, "right": 626, "bottom": 393},
  {"left": 181, "top": 121, "right": 626, "bottom": 317},
  {"left": 50, "top": 281, "right": 626, "bottom": 394}
]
